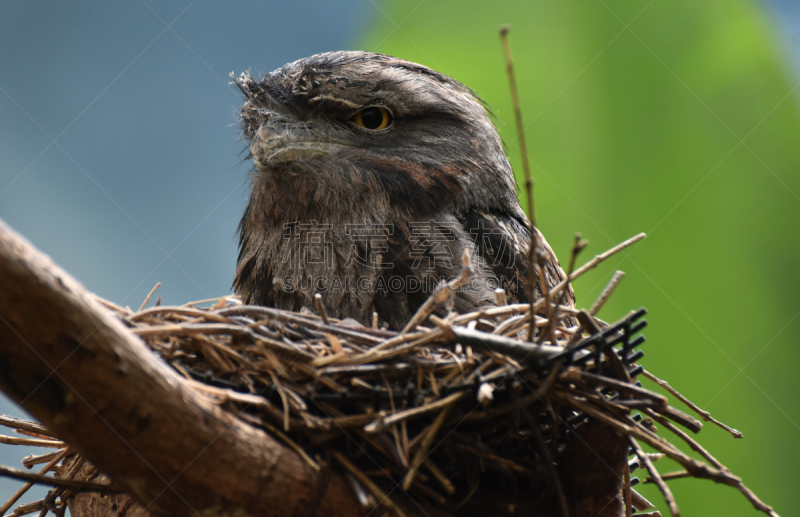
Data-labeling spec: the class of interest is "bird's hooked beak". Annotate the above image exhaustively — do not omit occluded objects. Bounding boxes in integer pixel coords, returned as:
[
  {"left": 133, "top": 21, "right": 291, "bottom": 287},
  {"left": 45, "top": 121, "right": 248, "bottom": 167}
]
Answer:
[
  {"left": 250, "top": 117, "right": 355, "bottom": 173},
  {"left": 233, "top": 71, "right": 354, "bottom": 173}
]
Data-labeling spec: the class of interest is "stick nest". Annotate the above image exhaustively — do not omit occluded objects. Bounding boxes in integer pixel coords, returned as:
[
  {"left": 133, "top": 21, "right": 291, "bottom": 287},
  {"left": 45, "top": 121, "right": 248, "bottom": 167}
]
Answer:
[{"left": 0, "top": 239, "right": 779, "bottom": 517}]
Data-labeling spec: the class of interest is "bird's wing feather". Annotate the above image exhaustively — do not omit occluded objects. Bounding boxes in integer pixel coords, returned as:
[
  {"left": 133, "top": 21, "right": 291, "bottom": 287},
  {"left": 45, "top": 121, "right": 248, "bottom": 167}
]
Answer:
[{"left": 464, "top": 209, "right": 574, "bottom": 306}]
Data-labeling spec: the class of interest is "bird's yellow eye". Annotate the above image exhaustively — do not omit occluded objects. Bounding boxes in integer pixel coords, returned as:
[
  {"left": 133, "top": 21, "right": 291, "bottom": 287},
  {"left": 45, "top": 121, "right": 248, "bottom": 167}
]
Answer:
[{"left": 351, "top": 106, "right": 392, "bottom": 130}]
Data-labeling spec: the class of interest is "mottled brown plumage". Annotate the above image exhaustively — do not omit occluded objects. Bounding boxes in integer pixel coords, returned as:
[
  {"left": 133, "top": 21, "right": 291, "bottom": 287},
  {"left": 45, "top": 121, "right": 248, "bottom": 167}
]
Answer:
[{"left": 232, "top": 51, "right": 572, "bottom": 329}]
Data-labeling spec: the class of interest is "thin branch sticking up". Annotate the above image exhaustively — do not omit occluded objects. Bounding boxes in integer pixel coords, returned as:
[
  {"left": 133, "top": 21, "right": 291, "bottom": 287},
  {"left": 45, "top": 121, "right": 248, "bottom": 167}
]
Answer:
[
  {"left": 138, "top": 282, "right": 161, "bottom": 312},
  {"left": 547, "top": 233, "right": 646, "bottom": 303},
  {"left": 499, "top": 26, "right": 539, "bottom": 342},
  {"left": 590, "top": 270, "right": 625, "bottom": 316}
]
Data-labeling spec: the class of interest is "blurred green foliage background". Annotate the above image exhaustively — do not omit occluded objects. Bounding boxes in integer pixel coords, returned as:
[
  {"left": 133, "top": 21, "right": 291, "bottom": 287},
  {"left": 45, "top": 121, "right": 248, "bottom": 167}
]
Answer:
[{"left": 360, "top": 0, "right": 799, "bottom": 515}]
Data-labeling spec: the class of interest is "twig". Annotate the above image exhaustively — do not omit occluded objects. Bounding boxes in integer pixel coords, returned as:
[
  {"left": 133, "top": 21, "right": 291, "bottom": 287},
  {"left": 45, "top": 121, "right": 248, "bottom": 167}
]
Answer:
[
  {"left": 538, "top": 234, "right": 586, "bottom": 343},
  {"left": 559, "top": 367, "right": 667, "bottom": 407},
  {"left": 14, "top": 429, "right": 56, "bottom": 440},
  {"left": 0, "top": 436, "right": 64, "bottom": 448},
  {"left": 182, "top": 295, "right": 236, "bottom": 307},
  {"left": 218, "top": 306, "right": 387, "bottom": 345},
  {"left": 0, "top": 465, "right": 124, "bottom": 492},
  {"left": 630, "top": 415, "right": 778, "bottom": 516},
  {"left": 493, "top": 289, "right": 510, "bottom": 324},
  {"left": 446, "top": 326, "right": 563, "bottom": 367},
  {"left": 499, "top": 25, "right": 539, "bottom": 342},
  {"left": 0, "top": 415, "right": 55, "bottom": 437},
  {"left": 46, "top": 454, "right": 88, "bottom": 509},
  {"left": 138, "top": 282, "right": 161, "bottom": 312},
  {"left": 365, "top": 392, "right": 466, "bottom": 433},
  {"left": 549, "top": 233, "right": 646, "bottom": 301},
  {"left": 401, "top": 250, "right": 473, "bottom": 335},
  {"left": 257, "top": 420, "right": 320, "bottom": 471},
  {"left": 339, "top": 328, "right": 446, "bottom": 367},
  {"left": 644, "top": 471, "right": 690, "bottom": 483},
  {"left": 402, "top": 404, "right": 453, "bottom": 490},
  {"left": 367, "top": 330, "right": 428, "bottom": 353},
  {"left": 498, "top": 25, "right": 534, "bottom": 226},
  {"left": 421, "top": 459, "right": 455, "bottom": 495},
  {"left": 331, "top": 451, "right": 407, "bottom": 517},
  {"left": 655, "top": 405, "right": 702, "bottom": 434},
  {"left": 590, "top": 271, "right": 625, "bottom": 316},
  {"left": 314, "top": 293, "right": 329, "bottom": 325},
  {"left": 0, "top": 449, "right": 70, "bottom": 515},
  {"left": 631, "top": 488, "right": 656, "bottom": 510},
  {"left": 16, "top": 499, "right": 48, "bottom": 516},
  {"left": 562, "top": 233, "right": 587, "bottom": 299},
  {"left": 22, "top": 449, "right": 65, "bottom": 469},
  {"left": 628, "top": 436, "right": 680, "bottom": 517},
  {"left": 641, "top": 368, "right": 742, "bottom": 438},
  {"left": 535, "top": 249, "right": 552, "bottom": 341}
]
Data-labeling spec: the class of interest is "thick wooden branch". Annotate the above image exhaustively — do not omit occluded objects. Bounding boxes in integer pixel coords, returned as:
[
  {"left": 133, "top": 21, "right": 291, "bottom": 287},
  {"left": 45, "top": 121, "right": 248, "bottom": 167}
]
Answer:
[{"left": 0, "top": 219, "right": 372, "bottom": 516}]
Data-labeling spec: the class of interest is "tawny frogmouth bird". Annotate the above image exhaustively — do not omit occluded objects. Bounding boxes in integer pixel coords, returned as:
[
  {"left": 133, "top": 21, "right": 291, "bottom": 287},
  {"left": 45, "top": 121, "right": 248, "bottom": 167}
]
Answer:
[{"left": 232, "top": 51, "right": 572, "bottom": 329}]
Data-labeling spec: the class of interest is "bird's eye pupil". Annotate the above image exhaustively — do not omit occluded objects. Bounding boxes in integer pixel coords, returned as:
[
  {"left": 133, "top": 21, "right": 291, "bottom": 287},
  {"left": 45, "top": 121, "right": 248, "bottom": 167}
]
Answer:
[
  {"left": 352, "top": 106, "right": 391, "bottom": 130},
  {"left": 360, "top": 107, "right": 384, "bottom": 129}
]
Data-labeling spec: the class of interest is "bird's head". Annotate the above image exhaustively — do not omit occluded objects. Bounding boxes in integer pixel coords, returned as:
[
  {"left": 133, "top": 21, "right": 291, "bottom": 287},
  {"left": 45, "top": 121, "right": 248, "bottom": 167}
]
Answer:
[{"left": 233, "top": 51, "right": 521, "bottom": 219}]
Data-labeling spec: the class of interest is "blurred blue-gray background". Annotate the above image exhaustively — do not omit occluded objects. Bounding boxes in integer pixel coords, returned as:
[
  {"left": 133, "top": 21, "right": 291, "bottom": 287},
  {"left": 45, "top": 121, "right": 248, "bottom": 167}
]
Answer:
[
  {"left": 0, "top": 0, "right": 375, "bottom": 509},
  {"left": 1, "top": 1, "right": 799, "bottom": 515}
]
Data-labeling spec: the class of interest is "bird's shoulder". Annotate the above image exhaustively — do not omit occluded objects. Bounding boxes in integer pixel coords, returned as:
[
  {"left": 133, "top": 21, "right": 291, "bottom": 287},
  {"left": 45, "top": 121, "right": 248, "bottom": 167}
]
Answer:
[{"left": 462, "top": 209, "right": 574, "bottom": 306}]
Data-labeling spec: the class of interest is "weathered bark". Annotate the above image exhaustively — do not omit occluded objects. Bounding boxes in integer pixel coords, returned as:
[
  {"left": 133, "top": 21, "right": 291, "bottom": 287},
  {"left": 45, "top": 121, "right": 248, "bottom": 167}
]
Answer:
[
  {"left": 55, "top": 459, "right": 149, "bottom": 517},
  {"left": 68, "top": 492, "right": 148, "bottom": 517},
  {"left": 0, "top": 219, "right": 368, "bottom": 516}
]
